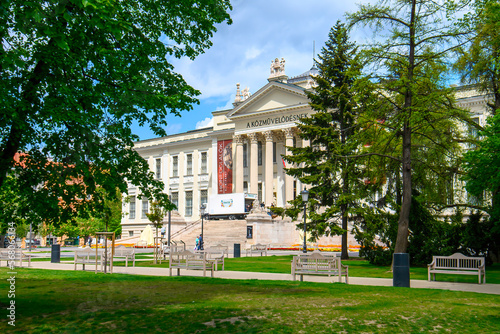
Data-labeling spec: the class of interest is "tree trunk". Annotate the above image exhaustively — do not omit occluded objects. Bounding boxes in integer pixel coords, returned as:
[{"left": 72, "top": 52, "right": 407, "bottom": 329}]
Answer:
[{"left": 394, "top": 0, "right": 416, "bottom": 255}]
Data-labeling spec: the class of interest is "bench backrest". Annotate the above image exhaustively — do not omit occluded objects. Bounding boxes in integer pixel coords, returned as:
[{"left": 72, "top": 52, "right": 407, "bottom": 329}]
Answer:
[
  {"left": 170, "top": 250, "right": 209, "bottom": 268},
  {"left": 433, "top": 253, "right": 484, "bottom": 269},
  {"left": 75, "top": 248, "right": 97, "bottom": 258},
  {"left": 113, "top": 245, "right": 134, "bottom": 256},
  {"left": 209, "top": 244, "right": 228, "bottom": 253},
  {"left": 293, "top": 251, "right": 340, "bottom": 269},
  {"left": 1, "top": 248, "right": 25, "bottom": 259},
  {"left": 252, "top": 243, "right": 268, "bottom": 250}
]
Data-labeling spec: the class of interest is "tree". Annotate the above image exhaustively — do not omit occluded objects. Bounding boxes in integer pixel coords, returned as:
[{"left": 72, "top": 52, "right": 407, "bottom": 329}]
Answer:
[
  {"left": 145, "top": 199, "right": 170, "bottom": 264},
  {"left": 455, "top": 0, "right": 500, "bottom": 114},
  {"left": 0, "top": 1, "right": 232, "bottom": 226},
  {"left": 462, "top": 114, "right": 500, "bottom": 261},
  {"left": 285, "top": 21, "right": 364, "bottom": 259},
  {"left": 347, "top": 0, "right": 471, "bottom": 254}
]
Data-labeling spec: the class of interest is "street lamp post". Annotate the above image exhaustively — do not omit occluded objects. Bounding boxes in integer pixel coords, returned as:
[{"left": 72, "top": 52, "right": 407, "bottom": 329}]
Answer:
[
  {"left": 200, "top": 204, "right": 206, "bottom": 250},
  {"left": 168, "top": 188, "right": 172, "bottom": 247},
  {"left": 301, "top": 189, "right": 309, "bottom": 254}
]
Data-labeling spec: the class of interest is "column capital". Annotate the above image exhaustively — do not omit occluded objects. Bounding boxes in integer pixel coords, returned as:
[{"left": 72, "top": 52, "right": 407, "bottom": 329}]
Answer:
[
  {"left": 233, "top": 134, "right": 244, "bottom": 144},
  {"left": 263, "top": 130, "right": 274, "bottom": 142},
  {"left": 283, "top": 127, "right": 295, "bottom": 139},
  {"left": 248, "top": 132, "right": 259, "bottom": 143}
]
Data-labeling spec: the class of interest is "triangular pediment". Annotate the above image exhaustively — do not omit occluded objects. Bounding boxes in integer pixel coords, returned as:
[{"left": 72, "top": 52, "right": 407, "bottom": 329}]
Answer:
[{"left": 227, "top": 81, "right": 309, "bottom": 119}]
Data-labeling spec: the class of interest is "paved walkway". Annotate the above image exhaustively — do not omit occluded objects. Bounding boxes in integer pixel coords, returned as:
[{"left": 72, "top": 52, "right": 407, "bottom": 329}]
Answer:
[{"left": 26, "top": 260, "right": 500, "bottom": 295}]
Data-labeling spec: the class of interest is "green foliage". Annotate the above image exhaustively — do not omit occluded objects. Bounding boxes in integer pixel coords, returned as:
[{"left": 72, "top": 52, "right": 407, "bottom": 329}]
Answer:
[
  {"left": 0, "top": 0, "right": 232, "bottom": 227},
  {"left": 348, "top": 0, "right": 472, "bottom": 253},
  {"left": 454, "top": 0, "right": 500, "bottom": 113},
  {"left": 284, "top": 21, "right": 365, "bottom": 258},
  {"left": 74, "top": 188, "right": 124, "bottom": 237},
  {"left": 462, "top": 114, "right": 500, "bottom": 261}
]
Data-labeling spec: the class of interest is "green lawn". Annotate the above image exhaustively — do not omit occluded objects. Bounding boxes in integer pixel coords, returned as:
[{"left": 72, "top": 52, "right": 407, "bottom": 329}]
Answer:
[
  {"left": 112, "top": 255, "right": 500, "bottom": 284},
  {"left": 0, "top": 268, "right": 498, "bottom": 333}
]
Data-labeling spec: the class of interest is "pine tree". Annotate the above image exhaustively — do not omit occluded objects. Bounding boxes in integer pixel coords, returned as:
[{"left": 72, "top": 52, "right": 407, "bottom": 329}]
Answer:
[{"left": 285, "top": 21, "right": 364, "bottom": 259}]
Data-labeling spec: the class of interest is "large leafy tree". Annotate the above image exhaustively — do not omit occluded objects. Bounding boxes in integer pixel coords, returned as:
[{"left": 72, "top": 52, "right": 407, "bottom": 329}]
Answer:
[
  {"left": 285, "top": 21, "right": 364, "bottom": 259},
  {"left": 0, "top": 1, "right": 232, "bottom": 227},
  {"left": 462, "top": 114, "right": 500, "bottom": 261},
  {"left": 455, "top": 0, "right": 500, "bottom": 114},
  {"left": 347, "top": 0, "right": 471, "bottom": 254}
]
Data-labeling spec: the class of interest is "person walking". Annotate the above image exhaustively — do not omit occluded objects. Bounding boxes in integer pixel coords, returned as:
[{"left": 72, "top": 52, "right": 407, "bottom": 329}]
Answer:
[
  {"left": 199, "top": 234, "right": 204, "bottom": 250},
  {"left": 195, "top": 236, "right": 200, "bottom": 251}
]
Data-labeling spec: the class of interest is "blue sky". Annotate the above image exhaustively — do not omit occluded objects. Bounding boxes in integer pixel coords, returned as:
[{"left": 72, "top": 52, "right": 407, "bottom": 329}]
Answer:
[{"left": 132, "top": 0, "right": 373, "bottom": 140}]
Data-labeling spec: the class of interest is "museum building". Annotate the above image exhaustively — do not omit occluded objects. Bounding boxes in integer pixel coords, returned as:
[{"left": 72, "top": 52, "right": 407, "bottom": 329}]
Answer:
[{"left": 121, "top": 58, "right": 492, "bottom": 241}]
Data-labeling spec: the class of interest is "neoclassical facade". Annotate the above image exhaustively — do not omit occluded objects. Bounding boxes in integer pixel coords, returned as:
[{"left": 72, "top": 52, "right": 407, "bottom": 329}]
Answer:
[{"left": 121, "top": 58, "right": 492, "bottom": 239}]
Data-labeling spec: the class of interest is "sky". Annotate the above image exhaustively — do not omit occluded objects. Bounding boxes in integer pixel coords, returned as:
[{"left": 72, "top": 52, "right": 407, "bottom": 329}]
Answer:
[{"left": 132, "top": 0, "right": 373, "bottom": 140}]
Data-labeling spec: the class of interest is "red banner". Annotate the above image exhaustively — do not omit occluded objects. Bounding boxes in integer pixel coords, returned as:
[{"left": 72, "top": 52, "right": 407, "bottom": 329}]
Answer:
[{"left": 217, "top": 139, "right": 233, "bottom": 194}]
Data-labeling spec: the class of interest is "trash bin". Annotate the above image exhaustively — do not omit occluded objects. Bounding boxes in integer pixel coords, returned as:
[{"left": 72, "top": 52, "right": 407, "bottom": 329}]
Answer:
[
  {"left": 234, "top": 243, "right": 240, "bottom": 258},
  {"left": 393, "top": 253, "right": 410, "bottom": 287},
  {"left": 51, "top": 244, "right": 61, "bottom": 263}
]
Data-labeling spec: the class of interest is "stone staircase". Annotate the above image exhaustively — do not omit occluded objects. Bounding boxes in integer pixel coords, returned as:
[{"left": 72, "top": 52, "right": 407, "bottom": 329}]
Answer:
[{"left": 172, "top": 219, "right": 247, "bottom": 250}]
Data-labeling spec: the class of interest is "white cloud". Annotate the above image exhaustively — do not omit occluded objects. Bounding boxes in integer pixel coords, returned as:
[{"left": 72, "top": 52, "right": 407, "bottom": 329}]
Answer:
[
  {"left": 166, "top": 123, "right": 182, "bottom": 135},
  {"left": 195, "top": 117, "right": 214, "bottom": 129},
  {"left": 245, "top": 47, "right": 263, "bottom": 60},
  {"left": 166, "top": 0, "right": 371, "bottom": 133}
]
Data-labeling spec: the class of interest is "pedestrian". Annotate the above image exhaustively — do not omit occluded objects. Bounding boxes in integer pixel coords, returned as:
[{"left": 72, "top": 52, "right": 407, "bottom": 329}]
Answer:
[
  {"left": 199, "top": 234, "right": 203, "bottom": 250},
  {"left": 161, "top": 226, "right": 166, "bottom": 238},
  {"left": 195, "top": 236, "right": 200, "bottom": 251}
]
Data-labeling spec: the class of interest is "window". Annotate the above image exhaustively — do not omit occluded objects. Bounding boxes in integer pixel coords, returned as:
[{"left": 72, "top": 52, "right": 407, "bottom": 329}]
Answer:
[
  {"left": 273, "top": 142, "right": 277, "bottom": 163},
  {"left": 293, "top": 137, "right": 297, "bottom": 148},
  {"left": 258, "top": 141, "right": 262, "bottom": 166},
  {"left": 186, "top": 154, "right": 193, "bottom": 175},
  {"left": 258, "top": 183, "right": 262, "bottom": 203},
  {"left": 243, "top": 181, "right": 248, "bottom": 193},
  {"left": 470, "top": 117, "right": 480, "bottom": 137},
  {"left": 246, "top": 226, "right": 253, "bottom": 239},
  {"left": 129, "top": 196, "right": 136, "bottom": 219},
  {"left": 172, "top": 156, "right": 178, "bottom": 177},
  {"left": 200, "top": 189, "right": 208, "bottom": 207},
  {"left": 185, "top": 191, "right": 193, "bottom": 216},
  {"left": 243, "top": 143, "right": 248, "bottom": 167},
  {"left": 142, "top": 199, "right": 148, "bottom": 219},
  {"left": 200, "top": 152, "right": 208, "bottom": 173},
  {"left": 155, "top": 158, "right": 161, "bottom": 179},
  {"left": 171, "top": 192, "right": 179, "bottom": 209},
  {"left": 129, "top": 231, "right": 134, "bottom": 237}
]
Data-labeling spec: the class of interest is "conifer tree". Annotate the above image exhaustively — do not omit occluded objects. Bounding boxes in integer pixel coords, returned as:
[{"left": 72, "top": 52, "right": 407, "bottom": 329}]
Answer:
[
  {"left": 348, "top": 0, "right": 471, "bottom": 255},
  {"left": 285, "top": 21, "right": 364, "bottom": 259}
]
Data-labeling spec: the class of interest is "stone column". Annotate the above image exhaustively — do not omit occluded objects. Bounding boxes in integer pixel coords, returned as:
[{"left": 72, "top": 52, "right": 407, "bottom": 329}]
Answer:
[
  {"left": 248, "top": 133, "right": 259, "bottom": 195},
  {"left": 263, "top": 130, "right": 274, "bottom": 206},
  {"left": 283, "top": 128, "right": 295, "bottom": 205},
  {"left": 233, "top": 134, "right": 244, "bottom": 193},
  {"left": 275, "top": 131, "right": 285, "bottom": 207}
]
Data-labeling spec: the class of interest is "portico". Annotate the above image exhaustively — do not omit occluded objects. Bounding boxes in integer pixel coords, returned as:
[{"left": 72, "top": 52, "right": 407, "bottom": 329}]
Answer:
[{"left": 232, "top": 127, "right": 306, "bottom": 207}]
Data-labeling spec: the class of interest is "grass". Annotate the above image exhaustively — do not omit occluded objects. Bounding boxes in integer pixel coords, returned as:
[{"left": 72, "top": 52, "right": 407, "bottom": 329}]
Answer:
[
  {"left": 111, "top": 255, "right": 500, "bottom": 284},
  {"left": 0, "top": 268, "right": 498, "bottom": 333}
]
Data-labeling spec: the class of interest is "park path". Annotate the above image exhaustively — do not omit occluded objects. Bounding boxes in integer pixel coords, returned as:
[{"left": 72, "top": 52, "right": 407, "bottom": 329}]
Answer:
[{"left": 25, "top": 261, "right": 500, "bottom": 295}]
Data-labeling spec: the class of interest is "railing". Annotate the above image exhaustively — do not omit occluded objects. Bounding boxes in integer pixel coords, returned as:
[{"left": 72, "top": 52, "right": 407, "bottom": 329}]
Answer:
[{"left": 171, "top": 219, "right": 202, "bottom": 239}]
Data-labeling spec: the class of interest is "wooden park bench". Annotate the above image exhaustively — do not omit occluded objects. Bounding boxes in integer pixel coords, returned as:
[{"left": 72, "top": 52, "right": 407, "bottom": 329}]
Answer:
[
  {"left": 200, "top": 248, "right": 225, "bottom": 271},
  {"left": 74, "top": 247, "right": 102, "bottom": 271},
  {"left": 0, "top": 248, "right": 32, "bottom": 267},
  {"left": 245, "top": 243, "right": 269, "bottom": 257},
  {"left": 291, "top": 251, "right": 349, "bottom": 283},
  {"left": 428, "top": 253, "right": 486, "bottom": 284},
  {"left": 169, "top": 250, "right": 216, "bottom": 277},
  {"left": 108, "top": 245, "right": 135, "bottom": 267},
  {"left": 207, "top": 244, "right": 229, "bottom": 258}
]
